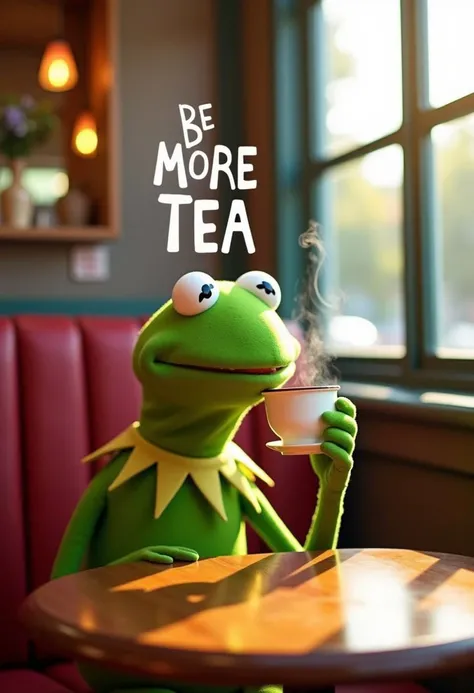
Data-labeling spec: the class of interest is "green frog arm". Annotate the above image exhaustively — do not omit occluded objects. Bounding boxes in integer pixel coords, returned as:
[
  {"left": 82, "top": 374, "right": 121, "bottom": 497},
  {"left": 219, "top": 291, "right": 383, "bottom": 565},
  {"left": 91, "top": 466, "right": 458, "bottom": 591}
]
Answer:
[
  {"left": 243, "top": 397, "right": 357, "bottom": 553},
  {"left": 305, "top": 396, "right": 357, "bottom": 550},
  {"left": 52, "top": 449, "right": 200, "bottom": 577},
  {"left": 241, "top": 486, "right": 303, "bottom": 552},
  {"left": 51, "top": 454, "right": 124, "bottom": 579}
]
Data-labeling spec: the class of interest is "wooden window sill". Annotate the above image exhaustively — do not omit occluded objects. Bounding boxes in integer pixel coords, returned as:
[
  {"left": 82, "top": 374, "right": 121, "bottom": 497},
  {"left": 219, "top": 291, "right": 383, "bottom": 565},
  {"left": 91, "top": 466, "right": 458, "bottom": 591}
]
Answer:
[{"left": 341, "top": 381, "right": 474, "bottom": 431}]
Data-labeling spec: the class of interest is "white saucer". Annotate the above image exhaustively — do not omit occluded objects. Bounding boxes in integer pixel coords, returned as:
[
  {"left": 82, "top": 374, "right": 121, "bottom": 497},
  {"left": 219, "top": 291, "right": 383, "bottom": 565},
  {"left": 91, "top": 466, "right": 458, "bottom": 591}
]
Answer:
[{"left": 266, "top": 440, "right": 322, "bottom": 456}]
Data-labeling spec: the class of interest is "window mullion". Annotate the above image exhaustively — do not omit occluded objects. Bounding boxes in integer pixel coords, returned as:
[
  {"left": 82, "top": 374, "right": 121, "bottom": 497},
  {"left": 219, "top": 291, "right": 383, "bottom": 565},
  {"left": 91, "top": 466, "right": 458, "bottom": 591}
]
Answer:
[
  {"left": 301, "top": 0, "right": 332, "bottom": 333},
  {"left": 274, "top": 0, "right": 306, "bottom": 318},
  {"left": 420, "top": 92, "right": 474, "bottom": 131},
  {"left": 300, "top": 0, "right": 311, "bottom": 235},
  {"left": 400, "top": 0, "right": 431, "bottom": 377},
  {"left": 311, "top": 129, "right": 403, "bottom": 173}
]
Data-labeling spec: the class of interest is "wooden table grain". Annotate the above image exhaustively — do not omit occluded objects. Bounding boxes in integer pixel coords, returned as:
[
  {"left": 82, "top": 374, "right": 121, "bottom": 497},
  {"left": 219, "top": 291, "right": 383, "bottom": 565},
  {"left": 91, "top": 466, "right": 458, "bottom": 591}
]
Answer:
[{"left": 21, "top": 549, "right": 474, "bottom": 689}]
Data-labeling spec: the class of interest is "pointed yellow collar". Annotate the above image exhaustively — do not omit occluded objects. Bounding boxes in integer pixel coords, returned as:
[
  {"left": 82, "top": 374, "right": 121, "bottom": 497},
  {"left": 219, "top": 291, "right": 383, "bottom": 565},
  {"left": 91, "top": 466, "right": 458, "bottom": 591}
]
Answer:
[{"left": 82, "top": 422, "right": 274, "bottom": 521}]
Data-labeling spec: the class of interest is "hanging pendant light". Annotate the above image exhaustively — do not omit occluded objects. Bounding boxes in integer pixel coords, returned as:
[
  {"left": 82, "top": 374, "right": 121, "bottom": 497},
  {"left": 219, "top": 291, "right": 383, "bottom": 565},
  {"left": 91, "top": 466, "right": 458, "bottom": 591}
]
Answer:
[
  {"left": 38, "top": 39, "right": 78, "bottom": 92},
  {"left": 38, "top": 0, "right": 78, "bottom": 92},
  {"left": 72, "top": 111, "right": 98, "bottom": 157}
]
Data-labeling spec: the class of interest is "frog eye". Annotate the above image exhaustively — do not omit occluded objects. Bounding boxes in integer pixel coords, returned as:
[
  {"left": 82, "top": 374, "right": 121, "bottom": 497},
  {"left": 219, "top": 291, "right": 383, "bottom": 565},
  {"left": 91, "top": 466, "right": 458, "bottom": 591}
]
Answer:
[
  {"left": 172, "top": 271, "right": 220, "bottom": 316},
  {"left": 236, "top": 271, "right": 281, "bottom": 311}
]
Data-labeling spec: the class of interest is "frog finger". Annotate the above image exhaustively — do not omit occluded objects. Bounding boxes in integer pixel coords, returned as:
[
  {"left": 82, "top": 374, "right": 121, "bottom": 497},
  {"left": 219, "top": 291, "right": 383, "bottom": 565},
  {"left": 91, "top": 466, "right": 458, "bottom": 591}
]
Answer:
[
  {"left": 175, "top": 549, "right": 199, "bottom": 562},
  {"left": 150, "top": 545, "right": 194, "bottom": 555},
  {"left": 160, "top": 546, "right": 199, "bottom": 562},
  {"left": 335, "top": 396, "right": 357, "bottom": 418},
  {"left": 142, "top": 550, "right": 174, "bottom": 564},
  {"left": 320, "top": 441, "right": 353, "bottom": 472},
  {"left": 323, "top": 427, "right": 355, "bottom": 455},
  {"left": 109, "top": 549, "right": 172, "bottom": 566},
  {"left": 321, "top": 410, "right": 358, "bottom": 437},
  {"left": 172, "top": 547, "right": 199, "bottom": 561}
]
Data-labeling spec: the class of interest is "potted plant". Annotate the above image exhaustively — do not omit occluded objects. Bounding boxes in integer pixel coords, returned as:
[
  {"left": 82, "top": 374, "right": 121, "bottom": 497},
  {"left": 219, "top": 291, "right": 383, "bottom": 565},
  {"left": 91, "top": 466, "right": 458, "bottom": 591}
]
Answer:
[{"left": 0, "top": 95, "right": 57, "bottom": 228}]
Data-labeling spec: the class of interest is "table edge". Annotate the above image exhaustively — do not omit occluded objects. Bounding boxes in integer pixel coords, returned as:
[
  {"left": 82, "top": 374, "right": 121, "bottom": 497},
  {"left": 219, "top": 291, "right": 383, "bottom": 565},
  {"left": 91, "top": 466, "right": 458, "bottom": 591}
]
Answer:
[{"left": 21, "top": 592, "right": 474, "bottom": 687}]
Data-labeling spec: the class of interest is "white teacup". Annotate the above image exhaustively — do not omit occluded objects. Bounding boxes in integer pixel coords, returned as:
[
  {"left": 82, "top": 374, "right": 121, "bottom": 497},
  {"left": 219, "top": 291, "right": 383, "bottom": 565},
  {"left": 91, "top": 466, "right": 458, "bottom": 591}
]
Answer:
[{"left": 262, "top": 385, "right": 340, "bottom": 446}]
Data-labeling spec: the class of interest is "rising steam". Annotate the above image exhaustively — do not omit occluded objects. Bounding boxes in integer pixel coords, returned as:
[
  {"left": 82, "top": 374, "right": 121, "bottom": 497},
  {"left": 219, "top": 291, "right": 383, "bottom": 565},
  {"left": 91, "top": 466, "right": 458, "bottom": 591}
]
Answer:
[{"left": 291, "top": 220, "right": 339, "bottom": 387}]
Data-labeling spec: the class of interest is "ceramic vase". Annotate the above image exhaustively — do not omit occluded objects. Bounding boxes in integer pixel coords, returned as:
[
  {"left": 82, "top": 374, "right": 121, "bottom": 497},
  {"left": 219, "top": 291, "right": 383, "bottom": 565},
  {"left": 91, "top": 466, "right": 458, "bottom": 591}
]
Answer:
[
  {"left": 0, "top": 158, "right": 33, "bottom": 228},
  {"left": 56, "top": 186, "right": 91, "bottom": 226}
]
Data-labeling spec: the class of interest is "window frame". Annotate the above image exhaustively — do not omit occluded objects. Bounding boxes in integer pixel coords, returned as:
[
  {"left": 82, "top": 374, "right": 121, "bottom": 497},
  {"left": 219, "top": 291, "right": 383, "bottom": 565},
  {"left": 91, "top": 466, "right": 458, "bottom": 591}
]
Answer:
[{"left": 274, "top": 0, "right": 474, "bottom": 392}]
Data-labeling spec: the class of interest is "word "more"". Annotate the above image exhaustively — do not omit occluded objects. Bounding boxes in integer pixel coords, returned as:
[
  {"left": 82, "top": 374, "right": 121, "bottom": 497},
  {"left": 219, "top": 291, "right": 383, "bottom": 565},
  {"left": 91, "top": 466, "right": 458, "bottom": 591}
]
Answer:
[{"left": 153, "top": 103, "right": 257, "bottom": 254}]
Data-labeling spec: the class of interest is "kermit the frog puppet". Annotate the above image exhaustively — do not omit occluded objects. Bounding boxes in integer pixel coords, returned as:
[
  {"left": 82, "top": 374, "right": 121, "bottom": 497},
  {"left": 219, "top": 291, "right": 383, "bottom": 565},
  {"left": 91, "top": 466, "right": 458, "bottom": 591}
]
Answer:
[{"left": 52, "top": 270, "right": 357, "bottom": 693}]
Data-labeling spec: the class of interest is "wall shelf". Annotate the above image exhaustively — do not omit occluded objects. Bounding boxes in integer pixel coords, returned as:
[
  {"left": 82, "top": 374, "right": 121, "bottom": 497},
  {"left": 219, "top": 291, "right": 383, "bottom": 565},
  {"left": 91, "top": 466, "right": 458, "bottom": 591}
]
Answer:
[
  {"left": 0, "top": 0, "right": 119, "bottom": 245},
  {"left": 0, "top": 226, "right": 117, "bottom": 242}
]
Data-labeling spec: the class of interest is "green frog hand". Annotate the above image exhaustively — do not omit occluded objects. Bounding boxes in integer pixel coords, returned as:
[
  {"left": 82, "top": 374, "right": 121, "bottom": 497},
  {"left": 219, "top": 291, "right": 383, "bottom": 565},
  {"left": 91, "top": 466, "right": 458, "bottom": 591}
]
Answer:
[
  {"left": 310, "top": 396, "right": 357, "bottom": 494},
  {"left": 109, "top": 546, "right": 199, "bottom": 566}
]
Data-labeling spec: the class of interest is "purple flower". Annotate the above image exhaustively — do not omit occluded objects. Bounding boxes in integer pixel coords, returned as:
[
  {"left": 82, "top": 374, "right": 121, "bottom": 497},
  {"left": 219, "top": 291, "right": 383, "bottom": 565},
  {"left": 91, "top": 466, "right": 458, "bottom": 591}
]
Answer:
[
  {"left": 3, "top": 106, "right": 27, "bottom": 137},
  {"left": 13, "top": 121, "right": 28, "bottom": 137}
]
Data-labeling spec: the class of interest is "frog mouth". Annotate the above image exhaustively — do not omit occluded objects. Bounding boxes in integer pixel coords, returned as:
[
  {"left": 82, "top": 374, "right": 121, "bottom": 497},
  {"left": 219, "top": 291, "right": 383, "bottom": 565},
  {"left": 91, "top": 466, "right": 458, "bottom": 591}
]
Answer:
[{"left": 156, "top": 360, "right": 288, "bottom": 375}]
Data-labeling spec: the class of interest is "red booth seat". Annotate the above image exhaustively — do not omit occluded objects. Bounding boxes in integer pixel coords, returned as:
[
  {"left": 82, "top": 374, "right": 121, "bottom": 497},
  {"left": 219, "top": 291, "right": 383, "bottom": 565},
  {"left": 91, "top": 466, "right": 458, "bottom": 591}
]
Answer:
[{"left": 0, "top": 316, "right": 427, "bottom": 693}]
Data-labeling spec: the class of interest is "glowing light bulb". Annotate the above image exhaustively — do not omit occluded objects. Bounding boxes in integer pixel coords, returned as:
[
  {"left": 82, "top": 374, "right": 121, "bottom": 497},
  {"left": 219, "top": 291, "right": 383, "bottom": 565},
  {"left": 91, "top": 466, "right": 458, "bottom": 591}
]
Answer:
[
  {"left": 39, "top": 40, "right": 78, "bottom": 92},
  {"left": 72, "top": 112, "right": 98, "bottom": 157}
]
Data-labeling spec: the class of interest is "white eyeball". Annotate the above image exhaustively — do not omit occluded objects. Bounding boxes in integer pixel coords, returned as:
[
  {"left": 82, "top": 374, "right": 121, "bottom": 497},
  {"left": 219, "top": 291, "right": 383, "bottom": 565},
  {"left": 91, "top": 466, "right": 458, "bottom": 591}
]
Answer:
[
  {"left": 236, "top": 271, "right": 281, "bottom": 311},
  {"left": 171, "top": 271, "right": 220, "bottom": 316}
]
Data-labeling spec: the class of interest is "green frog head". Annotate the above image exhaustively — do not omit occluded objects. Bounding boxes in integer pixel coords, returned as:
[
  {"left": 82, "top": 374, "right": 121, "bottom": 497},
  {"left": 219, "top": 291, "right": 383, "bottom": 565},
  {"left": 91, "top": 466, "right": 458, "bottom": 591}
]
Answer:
[{"left": 133, "top": 270, "right": 300, "bottom": 410}]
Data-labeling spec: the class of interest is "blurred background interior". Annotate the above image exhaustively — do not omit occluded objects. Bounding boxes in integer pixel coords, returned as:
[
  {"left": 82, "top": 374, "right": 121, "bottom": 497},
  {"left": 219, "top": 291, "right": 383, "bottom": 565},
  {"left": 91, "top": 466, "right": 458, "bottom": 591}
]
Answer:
[
  {"left": 0, "top": 0, "right": 473, "bottom": 601},
  {"left": 1, "top": 0, "right": 474, "bottom": 353}
]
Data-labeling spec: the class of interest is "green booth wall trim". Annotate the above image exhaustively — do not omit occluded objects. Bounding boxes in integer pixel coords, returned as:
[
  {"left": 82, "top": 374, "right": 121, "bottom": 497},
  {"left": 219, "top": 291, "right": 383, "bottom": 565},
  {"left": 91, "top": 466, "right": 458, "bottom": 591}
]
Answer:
[{"left": 0, "top": 298, "right": 165, "bottom": 317}]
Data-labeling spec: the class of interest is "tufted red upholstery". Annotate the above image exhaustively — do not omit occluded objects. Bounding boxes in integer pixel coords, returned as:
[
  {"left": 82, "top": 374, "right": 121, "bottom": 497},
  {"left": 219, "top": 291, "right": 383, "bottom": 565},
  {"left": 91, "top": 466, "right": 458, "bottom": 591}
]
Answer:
[
  {"left": 0, "top": 316, "right": 427, "bottom": 693},
  {"left": 0, "top": 669, "right": 74, "bottom": 692},
  {"left": 16, "top": 317, "right": 92, "bottom": 592},
  {"left": 79, "top": 318, "right": 142, "bottom": 455},
  {"left": 0, "top": 319, "right": 28, "bottom": 664}
]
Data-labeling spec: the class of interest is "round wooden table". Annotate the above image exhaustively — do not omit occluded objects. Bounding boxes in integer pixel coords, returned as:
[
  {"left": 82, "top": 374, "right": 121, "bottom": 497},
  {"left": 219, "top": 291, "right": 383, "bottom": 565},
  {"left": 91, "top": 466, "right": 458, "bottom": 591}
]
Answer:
[{"left": 21, "top": 549, "right": 474, "bottom": 690}]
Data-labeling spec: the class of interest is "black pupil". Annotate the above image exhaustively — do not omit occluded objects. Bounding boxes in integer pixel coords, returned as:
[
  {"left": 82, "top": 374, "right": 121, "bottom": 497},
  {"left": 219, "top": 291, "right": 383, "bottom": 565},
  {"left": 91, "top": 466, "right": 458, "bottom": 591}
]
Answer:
[
  {"left": 198, "top": 283, "right": 214, "bottom": 303},
  {"left": 257, "top": 280, "right": 275, "bottom": 296}
]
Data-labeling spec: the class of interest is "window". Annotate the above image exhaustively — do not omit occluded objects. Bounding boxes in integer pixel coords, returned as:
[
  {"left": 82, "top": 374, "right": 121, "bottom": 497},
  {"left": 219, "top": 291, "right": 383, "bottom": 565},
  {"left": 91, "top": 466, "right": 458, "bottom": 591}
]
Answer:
[{"left": 274, "top": 0, "right": 474, "bottom": 389}]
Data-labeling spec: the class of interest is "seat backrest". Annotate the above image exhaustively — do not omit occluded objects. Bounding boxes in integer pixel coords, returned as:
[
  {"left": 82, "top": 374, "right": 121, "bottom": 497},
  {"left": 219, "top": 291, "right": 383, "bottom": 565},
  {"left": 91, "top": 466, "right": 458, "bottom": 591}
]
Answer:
[
  {"left": 0, "top": 319, "right": 28, "bottom": 664},
  {"left": 0, "top": 314, "right": 309, "bottom": 666},
  {"left": 0, "top": 316, "right": 144, "bottom": 665}
]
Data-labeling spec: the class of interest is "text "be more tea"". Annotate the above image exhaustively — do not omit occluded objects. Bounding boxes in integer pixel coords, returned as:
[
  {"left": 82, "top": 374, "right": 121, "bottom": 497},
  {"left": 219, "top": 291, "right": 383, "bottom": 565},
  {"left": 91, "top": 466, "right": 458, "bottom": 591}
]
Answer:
[{"left": 153, "top": 104, "right": 257, "bottom": 254}]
